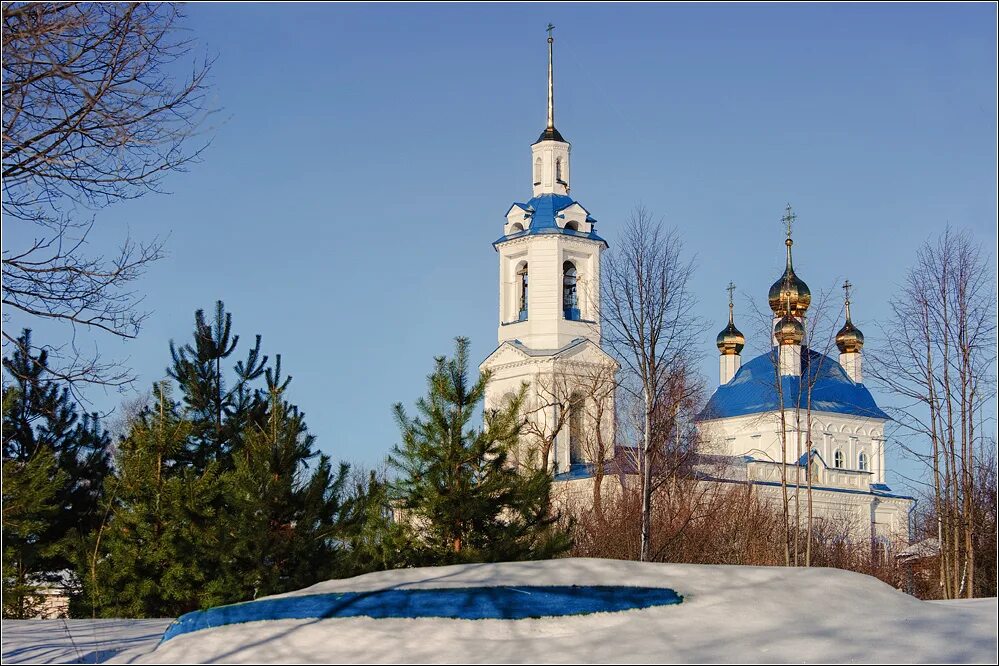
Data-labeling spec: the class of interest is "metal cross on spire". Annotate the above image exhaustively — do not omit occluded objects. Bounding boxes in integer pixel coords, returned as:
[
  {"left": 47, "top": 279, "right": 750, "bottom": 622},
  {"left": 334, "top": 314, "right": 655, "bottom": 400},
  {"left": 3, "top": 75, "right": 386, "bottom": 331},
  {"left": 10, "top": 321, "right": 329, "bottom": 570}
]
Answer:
[
  {"left": 727, "top": 281, "right": 736, "bottom": 322},
  {"left": 842, "top": 279, "right": 853, "bottom": 321},
  {"left": 782, "top": 203, "right": 797, "bottom": 240}
]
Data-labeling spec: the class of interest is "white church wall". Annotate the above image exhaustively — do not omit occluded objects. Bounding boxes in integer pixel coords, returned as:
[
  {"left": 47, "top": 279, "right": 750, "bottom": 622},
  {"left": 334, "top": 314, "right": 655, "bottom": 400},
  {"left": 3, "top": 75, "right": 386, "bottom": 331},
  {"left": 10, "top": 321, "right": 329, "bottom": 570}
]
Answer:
[{"left": 699, "top": 410, "right": 887, "bottom": 485}]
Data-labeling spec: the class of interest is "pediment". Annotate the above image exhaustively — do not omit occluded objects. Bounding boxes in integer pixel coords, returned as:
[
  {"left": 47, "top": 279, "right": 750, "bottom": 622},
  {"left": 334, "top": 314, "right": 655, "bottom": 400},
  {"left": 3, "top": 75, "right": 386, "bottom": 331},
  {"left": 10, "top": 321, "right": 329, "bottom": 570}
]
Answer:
[{"left": 479, "top": 341, "right": 530, "bottom": 371}]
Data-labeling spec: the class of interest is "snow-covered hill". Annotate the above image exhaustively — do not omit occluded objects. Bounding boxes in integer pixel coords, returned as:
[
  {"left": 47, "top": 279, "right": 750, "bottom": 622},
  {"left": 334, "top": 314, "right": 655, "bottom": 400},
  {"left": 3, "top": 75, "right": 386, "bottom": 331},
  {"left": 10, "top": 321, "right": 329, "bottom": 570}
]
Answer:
[{"left": 4, "top": 559, "right": 996, "bottom": 664}]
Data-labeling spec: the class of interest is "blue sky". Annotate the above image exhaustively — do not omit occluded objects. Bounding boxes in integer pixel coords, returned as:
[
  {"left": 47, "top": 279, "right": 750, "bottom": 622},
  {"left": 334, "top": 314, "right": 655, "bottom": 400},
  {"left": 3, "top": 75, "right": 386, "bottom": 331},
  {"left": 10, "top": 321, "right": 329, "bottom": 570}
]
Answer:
[{"left": 6, "top": 3, "right": 995, "bottom": 491}]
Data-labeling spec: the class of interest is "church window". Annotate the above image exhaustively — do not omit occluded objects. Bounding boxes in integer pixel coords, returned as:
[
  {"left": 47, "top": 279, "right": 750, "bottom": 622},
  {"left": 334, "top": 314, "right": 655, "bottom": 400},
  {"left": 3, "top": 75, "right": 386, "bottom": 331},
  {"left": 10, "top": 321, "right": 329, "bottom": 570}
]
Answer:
[
  {"left": 563, "top": 261, "right": 579, "bottom": 320},
  {"left": 834, "top": 449, "right": 844, "bottom": 469},
  {"left": 534, "top": 158, "right": 542, "bottom": 185},
  {"left": 510, "top": 222, "right": 524, "bottom": 233},
  {"left": 569, "top": 392, "right": 584, "bottom": 465},
  {"left": 556, "top": 158, "right": 563, "bottom": 183},
  {"left": 858, "top": 451, "right": 869, "bottom": 471},
  {"left": 564, "top": 220, "right": 579, "bottom": 232},
  {"left": 517, "top": 263, "right": 529, "bottom": 320}
]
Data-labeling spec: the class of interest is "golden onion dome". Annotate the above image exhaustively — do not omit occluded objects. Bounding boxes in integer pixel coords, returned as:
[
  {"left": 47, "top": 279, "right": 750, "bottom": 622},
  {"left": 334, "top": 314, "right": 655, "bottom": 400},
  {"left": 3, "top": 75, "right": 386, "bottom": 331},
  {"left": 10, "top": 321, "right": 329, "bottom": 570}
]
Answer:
[
  {"left": 717, "top": 284, "right": 745, "bottom": 355},
  {"left": 835, "top": 286, "right": 864, "bottom": 353},
  {"left": 774, "top": 313, "right": 805, "bottom": 346},
  {"left": 836, "top": 320, "right": 864, "bottom": 353},
  {"left": 716, "top": 321, "right": 745, "bottom": 355},
  {"left": 768, "top": 238, "right": 811, "bottom": 317}
]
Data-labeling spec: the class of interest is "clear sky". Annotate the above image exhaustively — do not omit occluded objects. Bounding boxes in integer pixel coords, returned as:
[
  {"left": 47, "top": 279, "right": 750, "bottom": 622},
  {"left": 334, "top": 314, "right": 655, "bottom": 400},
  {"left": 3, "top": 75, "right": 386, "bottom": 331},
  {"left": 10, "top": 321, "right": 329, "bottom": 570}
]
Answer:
[{"left": 6, "top": 3, "right": 996, "bottom": 491}]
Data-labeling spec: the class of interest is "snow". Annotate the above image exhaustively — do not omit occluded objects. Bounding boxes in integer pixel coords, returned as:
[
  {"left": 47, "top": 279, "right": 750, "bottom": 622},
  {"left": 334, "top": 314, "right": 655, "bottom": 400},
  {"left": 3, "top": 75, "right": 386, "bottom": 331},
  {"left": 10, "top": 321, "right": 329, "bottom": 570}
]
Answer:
[
  {"left": 3, "top": 559, "right": 996, "bottom": 664},
  {"left": 0, "top": 619, "right": 172, "bottom": 664}
]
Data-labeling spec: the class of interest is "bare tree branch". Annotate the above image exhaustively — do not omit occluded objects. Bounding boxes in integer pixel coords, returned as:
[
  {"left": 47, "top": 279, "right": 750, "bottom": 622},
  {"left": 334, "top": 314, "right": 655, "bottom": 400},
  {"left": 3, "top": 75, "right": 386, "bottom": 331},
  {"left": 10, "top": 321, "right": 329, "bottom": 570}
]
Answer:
[{"left": 2, "top": 2, "right": 215, "bottom": 392}]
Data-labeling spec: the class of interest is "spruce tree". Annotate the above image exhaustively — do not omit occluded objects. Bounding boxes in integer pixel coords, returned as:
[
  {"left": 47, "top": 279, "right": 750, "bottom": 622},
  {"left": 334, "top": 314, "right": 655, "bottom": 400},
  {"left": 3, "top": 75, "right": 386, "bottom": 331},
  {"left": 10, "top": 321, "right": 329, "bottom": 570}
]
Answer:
[{"left": 388, "top": 337, "right": 571, "bottom": 564}]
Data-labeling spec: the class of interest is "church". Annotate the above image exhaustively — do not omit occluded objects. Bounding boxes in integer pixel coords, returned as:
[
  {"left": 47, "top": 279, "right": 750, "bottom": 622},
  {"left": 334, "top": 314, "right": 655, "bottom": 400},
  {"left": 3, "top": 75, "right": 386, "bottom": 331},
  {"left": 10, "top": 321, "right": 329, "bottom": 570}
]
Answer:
[
  {"left": 696, "top": 222, "right": 914, "bottom": 541},
  {"left": 480, "top": 30, "right": 913, "bottom": 543}
]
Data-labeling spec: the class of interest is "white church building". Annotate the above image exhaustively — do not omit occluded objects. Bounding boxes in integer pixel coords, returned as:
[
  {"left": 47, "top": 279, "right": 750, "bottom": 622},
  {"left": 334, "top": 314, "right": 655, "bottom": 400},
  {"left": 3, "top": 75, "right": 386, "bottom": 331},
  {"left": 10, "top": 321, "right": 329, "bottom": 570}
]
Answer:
[
  {"left": 696, "top": 227, "right": 914, "bottom": 541},
  {"left": 481, "top": 30, "right": 913, "bottom": 543}
]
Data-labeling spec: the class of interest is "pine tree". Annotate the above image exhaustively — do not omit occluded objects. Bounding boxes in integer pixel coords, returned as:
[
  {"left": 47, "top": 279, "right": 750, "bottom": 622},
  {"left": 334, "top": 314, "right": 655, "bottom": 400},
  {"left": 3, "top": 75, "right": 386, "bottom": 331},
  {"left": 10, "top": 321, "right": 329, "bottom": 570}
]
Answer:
[
  {"left": 2, "top": 394, "right": 64, "bottom": 618},
  {"left": 336, "top": 469, "right": 414, "bottom": 575},
  {"left": 86, "top": 382, "right": 229, "bottom": 617},
  {"left": 388, "top": 337, "right": 571, "bottom": 564},
  {"left": 224, "top": 356, "right": 350, "bottom": 599},
  {"left": 2, "top": 330, "right": 111, "bottom": 617},
  {"left": 168, "top": 301, "right": 267, "bottom": 470}
]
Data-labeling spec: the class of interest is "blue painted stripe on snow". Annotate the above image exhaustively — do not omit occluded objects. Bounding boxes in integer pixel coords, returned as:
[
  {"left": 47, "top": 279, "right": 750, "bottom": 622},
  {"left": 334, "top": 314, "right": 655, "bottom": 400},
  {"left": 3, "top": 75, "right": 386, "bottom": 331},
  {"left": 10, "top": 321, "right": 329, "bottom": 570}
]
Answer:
[{"left": 161, "top": 585, "right": 682, "bottom": 642}]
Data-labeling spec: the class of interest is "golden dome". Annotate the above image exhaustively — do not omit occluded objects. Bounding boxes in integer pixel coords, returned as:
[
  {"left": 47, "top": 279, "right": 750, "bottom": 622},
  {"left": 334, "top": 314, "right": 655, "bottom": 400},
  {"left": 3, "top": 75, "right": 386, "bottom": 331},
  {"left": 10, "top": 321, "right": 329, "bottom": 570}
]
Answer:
[
  {"left": 774, "top": 312, "right": 805, "bottom": 346},
  {"left": 717, "top": 283, "right": 745, "bottom": 355},
  {"left": 835, "top": 284, "right": 864, "bottom": 353},
  {"left": 717, "top": 321, "right": 745, "bottom": 355},
  {"left": 768, "top": 239, "right": 811, "bottom": 317},
  {"left": 836, "top": 320, "right": 864, "bottom": 353}
]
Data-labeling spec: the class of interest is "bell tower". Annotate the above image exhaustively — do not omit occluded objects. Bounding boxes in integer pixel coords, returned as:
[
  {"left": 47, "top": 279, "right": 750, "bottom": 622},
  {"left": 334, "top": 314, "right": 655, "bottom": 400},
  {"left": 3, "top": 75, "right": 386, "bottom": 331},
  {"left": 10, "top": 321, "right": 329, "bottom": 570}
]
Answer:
[
  {"left": 492, "top": 25, "right": 607, "bottom": 350},
  {"left": 481, "top": 26, "right": 618, "bottom": 476}
]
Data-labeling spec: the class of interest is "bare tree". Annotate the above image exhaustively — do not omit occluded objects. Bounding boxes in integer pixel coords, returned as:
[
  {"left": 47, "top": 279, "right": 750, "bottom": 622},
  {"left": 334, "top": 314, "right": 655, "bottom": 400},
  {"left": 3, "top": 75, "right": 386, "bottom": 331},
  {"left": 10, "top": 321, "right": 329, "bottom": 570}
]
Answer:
[
  {"left": 520, "top": 358, "right": 617, "bottom": 495},
  {"left": 601, "top": 206, "right": 701, "bottom": 561},
  {"left": 746, "top": 205, "right": 850, "bottom": 566},
  {"left": 519, "top": 362, "right": 574, "bottom": 476},
  {"left": 2, "top": 3, "right": 214, "bottom": 392},
  {"left": 577, "top": 362, "right": 617, "bottom": 521},
  {"left": 868, "top": 227, "right": 996, "bottom": 598}
]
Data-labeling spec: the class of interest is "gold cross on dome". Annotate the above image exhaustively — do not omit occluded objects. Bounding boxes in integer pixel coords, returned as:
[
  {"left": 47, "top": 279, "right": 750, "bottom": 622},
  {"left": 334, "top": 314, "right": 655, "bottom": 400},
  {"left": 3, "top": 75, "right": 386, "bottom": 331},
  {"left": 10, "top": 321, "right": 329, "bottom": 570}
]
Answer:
[
  {"left": 547, "top": 23, "right": 555, "bottom": 39},
  {"left": 782, "top": 203, "right": 797, "bottom": 240},
  {"left": 842, "top": 279, "right": 853, "bottom": 304},
  {"left": 726, "top": 281, "right": 736, "bottom": 306}
]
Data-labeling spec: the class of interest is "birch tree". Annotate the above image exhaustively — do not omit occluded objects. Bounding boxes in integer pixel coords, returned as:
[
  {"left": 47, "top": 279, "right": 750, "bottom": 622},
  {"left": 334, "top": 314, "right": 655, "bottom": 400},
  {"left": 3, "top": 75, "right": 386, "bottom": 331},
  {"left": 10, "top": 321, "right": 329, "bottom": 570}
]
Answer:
[
  {"left": 868, "top": 227, "right": 996, "bottom": 598},
  {"left": 601, "top": 206, "right": 701, "bottom": 561}
]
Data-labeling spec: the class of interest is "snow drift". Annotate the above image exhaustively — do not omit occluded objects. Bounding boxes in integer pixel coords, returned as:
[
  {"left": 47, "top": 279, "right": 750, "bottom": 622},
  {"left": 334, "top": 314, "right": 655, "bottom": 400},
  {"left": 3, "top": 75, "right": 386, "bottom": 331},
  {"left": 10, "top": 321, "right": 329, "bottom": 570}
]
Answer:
[
  {"left": 5, "top": 559, "right": 994, "bottom": 664},
  {"left": 119, "top": 558, "right": 997, "bottom": 663}
]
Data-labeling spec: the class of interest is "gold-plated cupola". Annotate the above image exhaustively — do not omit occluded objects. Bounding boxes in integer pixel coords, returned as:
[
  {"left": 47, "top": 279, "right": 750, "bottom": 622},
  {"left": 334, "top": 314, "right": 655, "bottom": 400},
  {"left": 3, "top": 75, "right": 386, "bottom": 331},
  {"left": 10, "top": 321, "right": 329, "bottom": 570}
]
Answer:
[
  {"left": 768, "top": 205, "right": 811, "bottom": 318},
  {"left": 716, "top": 282, "right": 745, "bottom": 355},
  {"left": 835, "top": 280, "right": 865, "bottom": 353}
]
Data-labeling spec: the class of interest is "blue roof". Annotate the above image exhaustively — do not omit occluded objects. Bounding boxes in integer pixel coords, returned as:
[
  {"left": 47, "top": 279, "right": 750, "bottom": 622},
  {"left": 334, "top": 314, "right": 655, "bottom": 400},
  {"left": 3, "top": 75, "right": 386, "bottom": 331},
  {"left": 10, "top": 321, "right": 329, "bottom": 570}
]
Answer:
[
  {"left": 494, "top": 194, "right": 607, "bottom": 247},
  {"left": 697, "top": 348, "right": 890, "bottom": 422}
]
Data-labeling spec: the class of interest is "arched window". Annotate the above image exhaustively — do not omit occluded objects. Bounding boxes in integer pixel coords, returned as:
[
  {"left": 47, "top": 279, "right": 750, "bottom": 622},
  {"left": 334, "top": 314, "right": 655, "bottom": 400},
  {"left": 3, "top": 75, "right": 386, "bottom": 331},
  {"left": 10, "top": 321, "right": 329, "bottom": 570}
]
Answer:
[
  {"left": 564, "top": 220, "right": 579, "bottom": 232},
  {"left": 534, "top": 158, "right": 542, "bottom": 185},
  {"left": 858, "top": 451, "right": 868, "bottom": 471},
  {"left": 834, "top": 449, "right": 844, "bottom": 469},
  {"left": 569, "top": 392, "right": 584, "bottom": 465},
  {"left": 510, "top": 222, "right": 524, "bottom": 233},
  {"left": 555, "top": 158, "right": 563, "bottom": 183},
  {"left": 517, "top": 263, "right": 529, "bottom": 321},
  {"left": 562, "top": 261, "right": 579, "bottom": 320}
]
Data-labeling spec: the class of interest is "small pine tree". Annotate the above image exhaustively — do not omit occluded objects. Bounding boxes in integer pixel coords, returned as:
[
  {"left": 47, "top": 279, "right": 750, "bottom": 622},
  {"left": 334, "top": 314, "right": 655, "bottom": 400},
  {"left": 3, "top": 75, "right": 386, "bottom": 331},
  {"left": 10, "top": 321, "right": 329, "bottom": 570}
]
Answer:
[
  {"left": 388, "top": 337, "right": 571, "bottom": 565},
  {"left": 1, "top": 416, "right": 64, "bottom": 618},
  {"left": 87, "top": 383, "right": 228, "bottom": 617},
  {"left": 2, "top": 330, "right": 111, "bottom": 618},
  {"left": 336, "top": 469, "right": 414, "bottom": 575},
  {"left": 224, "top": 356, "right": 350, "bottom": 599}
]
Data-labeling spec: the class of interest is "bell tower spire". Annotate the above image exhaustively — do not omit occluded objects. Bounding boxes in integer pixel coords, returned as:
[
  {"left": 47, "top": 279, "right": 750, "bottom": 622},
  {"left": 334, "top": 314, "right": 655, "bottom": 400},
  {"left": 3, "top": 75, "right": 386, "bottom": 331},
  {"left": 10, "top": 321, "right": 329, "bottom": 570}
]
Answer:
[
  {"left": 532, "top": 24, "right": 570, "bottom": 196},
  {"left": 547, "top": 23, "right": 555, "bottom": 131}
]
